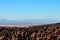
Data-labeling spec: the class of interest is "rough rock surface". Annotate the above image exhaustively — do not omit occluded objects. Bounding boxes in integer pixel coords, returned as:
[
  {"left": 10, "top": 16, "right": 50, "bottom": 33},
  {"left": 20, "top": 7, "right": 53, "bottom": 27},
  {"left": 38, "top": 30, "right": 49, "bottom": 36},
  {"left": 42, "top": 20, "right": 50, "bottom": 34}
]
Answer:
[{"left": 0, "top": 23, "right": 60, "bottom": 40}]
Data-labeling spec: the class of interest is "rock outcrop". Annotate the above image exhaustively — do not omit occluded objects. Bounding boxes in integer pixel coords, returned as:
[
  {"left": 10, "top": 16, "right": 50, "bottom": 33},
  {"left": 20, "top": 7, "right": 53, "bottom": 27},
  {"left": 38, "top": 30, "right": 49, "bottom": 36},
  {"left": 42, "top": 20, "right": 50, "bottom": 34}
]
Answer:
[{"left": 0, "top": 23, "right": 60, "bottom": 40}]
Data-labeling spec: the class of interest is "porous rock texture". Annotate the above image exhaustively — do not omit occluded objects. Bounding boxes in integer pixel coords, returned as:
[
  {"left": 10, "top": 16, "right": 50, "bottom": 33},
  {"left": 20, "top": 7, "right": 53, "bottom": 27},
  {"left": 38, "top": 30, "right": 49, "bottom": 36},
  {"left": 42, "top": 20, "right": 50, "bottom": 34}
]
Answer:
[{"left": 0, "top": 23, "right": 60, "bottom": 40}]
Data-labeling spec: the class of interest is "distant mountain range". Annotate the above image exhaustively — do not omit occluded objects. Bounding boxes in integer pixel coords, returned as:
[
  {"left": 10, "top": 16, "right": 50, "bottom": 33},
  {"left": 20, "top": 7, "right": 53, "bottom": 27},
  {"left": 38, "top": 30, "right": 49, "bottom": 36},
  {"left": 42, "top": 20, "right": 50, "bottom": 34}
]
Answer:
[{"left": 0, "top": 19, "right": 60, "bottom": 25}]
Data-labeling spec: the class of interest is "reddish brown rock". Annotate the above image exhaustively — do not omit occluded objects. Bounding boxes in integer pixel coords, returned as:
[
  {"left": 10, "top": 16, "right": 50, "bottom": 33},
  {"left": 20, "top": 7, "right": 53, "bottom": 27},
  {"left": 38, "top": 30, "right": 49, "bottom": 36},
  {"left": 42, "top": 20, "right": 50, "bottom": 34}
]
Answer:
[{"left": 0, "top": 23, "right": 60, "bottom": 40}]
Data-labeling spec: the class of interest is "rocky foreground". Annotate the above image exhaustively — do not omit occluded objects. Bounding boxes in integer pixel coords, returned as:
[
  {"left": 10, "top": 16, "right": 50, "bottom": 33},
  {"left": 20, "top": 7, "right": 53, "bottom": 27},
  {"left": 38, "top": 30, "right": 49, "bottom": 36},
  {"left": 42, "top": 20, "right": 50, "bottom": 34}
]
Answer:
[{"left": 0, "top": 23, "right": 60, "bottom": 40}]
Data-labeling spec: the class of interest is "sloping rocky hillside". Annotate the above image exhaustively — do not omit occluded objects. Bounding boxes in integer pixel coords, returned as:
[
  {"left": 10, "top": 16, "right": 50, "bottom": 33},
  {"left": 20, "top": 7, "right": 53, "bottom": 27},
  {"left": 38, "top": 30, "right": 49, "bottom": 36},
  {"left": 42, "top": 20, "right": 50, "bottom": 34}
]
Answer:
[{"left": 0, "top": 23, "right": 60, "bottom": 40}]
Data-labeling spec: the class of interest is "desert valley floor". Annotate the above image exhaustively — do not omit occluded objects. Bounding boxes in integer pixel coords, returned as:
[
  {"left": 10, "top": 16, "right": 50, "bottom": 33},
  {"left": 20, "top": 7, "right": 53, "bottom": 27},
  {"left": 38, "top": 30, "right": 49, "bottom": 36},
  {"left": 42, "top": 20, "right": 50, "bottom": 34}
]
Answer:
[{"left": 0, "top": 23, "right": 60, "bottom": 40}]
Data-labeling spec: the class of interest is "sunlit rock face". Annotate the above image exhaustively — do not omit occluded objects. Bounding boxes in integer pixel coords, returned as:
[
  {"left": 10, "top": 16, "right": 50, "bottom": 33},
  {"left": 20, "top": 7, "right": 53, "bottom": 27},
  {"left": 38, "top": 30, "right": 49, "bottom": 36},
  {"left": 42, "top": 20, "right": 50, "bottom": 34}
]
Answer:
[{"left": 0, "top": 23, "right": 60, "bottom": 40}]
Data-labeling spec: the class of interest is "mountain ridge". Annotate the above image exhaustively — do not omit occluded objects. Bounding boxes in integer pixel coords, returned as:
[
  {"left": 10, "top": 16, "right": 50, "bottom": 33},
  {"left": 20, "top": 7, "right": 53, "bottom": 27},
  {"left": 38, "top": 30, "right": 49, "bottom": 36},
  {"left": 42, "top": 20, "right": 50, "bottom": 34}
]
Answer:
[{"left": 0, "top": 19, "right": 60, "bottom": 25}]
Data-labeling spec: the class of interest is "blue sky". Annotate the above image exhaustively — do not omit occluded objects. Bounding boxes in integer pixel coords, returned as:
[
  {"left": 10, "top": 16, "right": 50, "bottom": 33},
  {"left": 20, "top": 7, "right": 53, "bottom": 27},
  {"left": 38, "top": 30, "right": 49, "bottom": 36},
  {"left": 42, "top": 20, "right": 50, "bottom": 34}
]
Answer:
[{"left": 0, "top": 0, "right": 60, "bottom": 20}]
